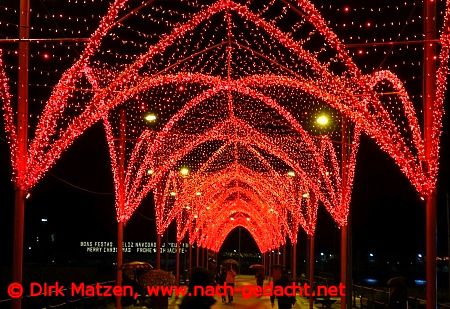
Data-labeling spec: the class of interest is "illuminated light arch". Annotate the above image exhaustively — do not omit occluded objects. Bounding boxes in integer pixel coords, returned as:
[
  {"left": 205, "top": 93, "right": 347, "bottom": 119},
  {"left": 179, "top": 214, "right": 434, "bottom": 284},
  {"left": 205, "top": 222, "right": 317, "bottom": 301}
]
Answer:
[
  {"left": 197, "top": 204, "right": 285, "bottom": 252},
  {"left": 241, "top": 74, "right": 430, "bottom": 195},
  {"left": 204, "top": 208, "right": 287, "bottom": 252},
  {"left": 0, "top": 52, "right": 17, "bottom": 181},
  {"left": 0, "top": 0, "right": 448, "bottom": 237},
  {"left": 127, "top": 116, "right": 335, "bottom": 225},
  {"left": 180, "top": 158, "right": 293, "bottom": 206},
  {"left": 3, "top": 0, "right": 360, "bottom": 190},
  {"left": 177, "top": 180, "right": 293, "bottom": 242},
  {"left": 162, "top": 158, "right": 319, "bottom": 247},
  {"left": 116, "top": 75, "right": 365, "bottom": 221},
  {"left": 44, "top": 67, "right": 415, "bottom": 226}
]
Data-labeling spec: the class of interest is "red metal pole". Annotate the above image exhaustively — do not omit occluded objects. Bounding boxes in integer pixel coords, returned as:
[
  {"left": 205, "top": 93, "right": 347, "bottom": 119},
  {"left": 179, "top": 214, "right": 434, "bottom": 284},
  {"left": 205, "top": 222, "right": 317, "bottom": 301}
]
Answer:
[
  {"left": 424, "top": 1, "right": 437, "bottom": 308},
  {"left": 196, "top": 245, "right": 200, "bottom": 267},
  {"left": 446, "top": 193, "right": 450, "bottom": 300},
  {"left": 156, "top": 233, "right": 161, "bottom": 269},
  {"left": 12, "top": 191, "right": 25, "bottom": 309},
  {"left": 340, "top": 117, "right": 351, "bottom": 309},
  {"left": 204, "top": 248, "right": 207, "bottom": 268},
  {"left": 116, "top": 222, "right": 123, "bottom": 309},
  {"left": 309, "top": 235, "right": 315, "bottom": 309},
  {"left": 188, "top": 243, "right": 192, "bottom": 276},
  {"left": 340, "top": 226, "right": 348, "bottom": 309},
  {"left": 268, "top": 252, "right": 272, "bottom": 280},
  {"left": 116, "top": 109, "right": 126, "bottom": 309},
  {"left": 176, "top": 241, "right": 180, "bottom": 284},
  {"left": 12, "top": 1, "right": 30, "bottom": 308},
  {"left": 202, "top": 248, "right": 205, "bottom": 268},
  {"left": 292, "top": 242, "right": 297, "bottom": 282},
  {"left": 262, "top": 252, "right": 266, "bottom": 276}
]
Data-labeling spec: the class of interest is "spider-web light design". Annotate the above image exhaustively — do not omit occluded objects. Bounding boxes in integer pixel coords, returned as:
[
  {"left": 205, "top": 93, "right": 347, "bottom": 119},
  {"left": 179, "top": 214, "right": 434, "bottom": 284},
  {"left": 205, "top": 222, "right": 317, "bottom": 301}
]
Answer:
[{"left": 1, "top": 0, "right": 449, "bottom": 251}]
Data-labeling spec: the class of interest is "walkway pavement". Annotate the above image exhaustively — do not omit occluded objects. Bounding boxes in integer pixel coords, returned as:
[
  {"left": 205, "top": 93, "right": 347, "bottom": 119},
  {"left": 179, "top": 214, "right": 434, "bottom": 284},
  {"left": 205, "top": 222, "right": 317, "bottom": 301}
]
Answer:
[
  {"left": 113, "top": 275, "right": 341, "bottom": 309},
  {"left": 167, "top": 275, "right": 340, "bottom": 309}
]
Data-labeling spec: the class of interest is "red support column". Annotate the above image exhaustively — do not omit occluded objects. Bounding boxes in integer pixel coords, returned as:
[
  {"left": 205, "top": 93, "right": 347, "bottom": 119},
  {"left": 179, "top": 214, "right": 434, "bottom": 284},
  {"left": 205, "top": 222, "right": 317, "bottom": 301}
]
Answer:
[
  {"left": 309, "top": 236, "right": 315, "bottom": 309},
  {"left": 262, "top": 252, "right": 266, "bottom": 276},
  {"left": 116, "top": 109, "right": 126, "bottom": 309},
  {"left": 12, "top": 1, "right": 30, "bottom": 308},
  {"left": 266, "top": 252, "right": 269, "bottom": 277},
  {"left": 176, "top": 241, "right": 180, "bottom": 285},
  {"left": 12, "top": 190, "right": 25, "bottom": 309},
  {"left": 424, "top": 1, "right": 437, "bottom": 308},
  {"left": 340, "top": 117, "right": 351, "bottom": 309},
  {"left": 268, "top": 252, "right": 272, "bottom": 279},
  {"left": 203, "top": 248, "right": 206, "bottom": 268},
  {"left": 116, "top": 222, "right": 124, "bottom": 309},
  {"left": 156, "top": 233, "right": 161, "bottom": 269},
  {"left": 340, "top": 226, "right": 348, "bottom": 309},
  {"left": 292, "top": 242, "right": 297, "bottom": 282},
  {"left": 188, "top": 243, "right": 192, "bottom": 276},
  {"left": 196, "top": 245, "right": 200, "bottom": 267}
]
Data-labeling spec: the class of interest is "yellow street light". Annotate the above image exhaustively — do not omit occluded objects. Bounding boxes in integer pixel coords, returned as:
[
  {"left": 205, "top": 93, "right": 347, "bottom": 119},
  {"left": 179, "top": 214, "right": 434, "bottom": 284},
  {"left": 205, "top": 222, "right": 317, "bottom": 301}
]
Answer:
[
  {"left": 287, "top": 170, "right": 296, "bottom": 177},
  {"left": 180, "top": 166, "right": 190, "bottom": 177},
  {"left": 144, "top": 113, "right": 157, "bottom": 122},
  {"left": 147, "top": 169, "right": 154, "bottom": 175},
  {"left": 170, "top": 191, "right": 177, "bottom": 197},
  {"left": 316, "top": 114, "right": 330, "bottom": 126}
]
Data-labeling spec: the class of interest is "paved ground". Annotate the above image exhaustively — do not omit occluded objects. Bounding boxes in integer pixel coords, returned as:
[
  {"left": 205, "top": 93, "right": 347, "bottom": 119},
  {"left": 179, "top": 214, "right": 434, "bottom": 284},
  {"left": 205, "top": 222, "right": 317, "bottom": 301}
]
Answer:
[
  {"left": 168, "top": 275, "right": 340, "bottom": 309},
  {"left": 112, "top": 275, "right": 341, "bottom": 309}
]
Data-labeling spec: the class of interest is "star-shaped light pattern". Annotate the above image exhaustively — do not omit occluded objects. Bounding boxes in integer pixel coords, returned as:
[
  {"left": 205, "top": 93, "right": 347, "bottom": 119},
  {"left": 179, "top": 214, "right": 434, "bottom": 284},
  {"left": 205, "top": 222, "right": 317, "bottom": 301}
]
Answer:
[{"left": 1, "top": 0, "right": 449, "bottom": 252}]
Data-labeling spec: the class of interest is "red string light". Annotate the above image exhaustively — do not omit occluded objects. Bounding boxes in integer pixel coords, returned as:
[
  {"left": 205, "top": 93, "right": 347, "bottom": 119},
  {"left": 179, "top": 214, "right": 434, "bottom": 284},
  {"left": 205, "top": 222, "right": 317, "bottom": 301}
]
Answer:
[{"left": 1, "top": 0, "right": 449, "bottom": 251}]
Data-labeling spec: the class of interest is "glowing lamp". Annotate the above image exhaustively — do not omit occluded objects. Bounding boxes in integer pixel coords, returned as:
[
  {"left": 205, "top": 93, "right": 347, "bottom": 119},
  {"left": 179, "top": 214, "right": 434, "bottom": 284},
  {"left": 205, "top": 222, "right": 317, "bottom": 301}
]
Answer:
[
  {"left": 180, "top": 167, "right": 190, "bottom": 177},
  {"left": 170, "top": 191, "right": 176, "bottom": 196},
  {"left": 316, "top": 114, "right": 330, "bottom": 126},
  {"left": 144, "top": 113, "right": 157, "bottom": 122},
  {"left": 147, "top": 169, "right": 154, "bottom": 175},
  {"left": 302, "top": 192, "right": 310, "bottom": 198},
  {"left": 42, "top": 52, "right": 51, "bottom": 60},
  {"left": 196, "top": 191, "right": 202, "bottom": 196},
  {"left": 287, "top": 170, "right": 296, "bottom": 177}
]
